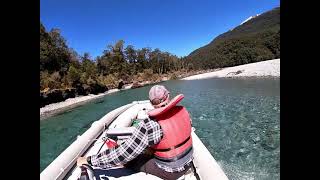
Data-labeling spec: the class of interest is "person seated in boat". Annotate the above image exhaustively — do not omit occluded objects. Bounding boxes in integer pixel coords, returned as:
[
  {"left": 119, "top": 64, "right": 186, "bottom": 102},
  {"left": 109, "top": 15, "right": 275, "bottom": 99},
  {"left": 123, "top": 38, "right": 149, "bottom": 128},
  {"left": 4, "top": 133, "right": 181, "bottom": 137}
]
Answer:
[{"left": 77, "top": 85, "right": 193, "bottom": 180}]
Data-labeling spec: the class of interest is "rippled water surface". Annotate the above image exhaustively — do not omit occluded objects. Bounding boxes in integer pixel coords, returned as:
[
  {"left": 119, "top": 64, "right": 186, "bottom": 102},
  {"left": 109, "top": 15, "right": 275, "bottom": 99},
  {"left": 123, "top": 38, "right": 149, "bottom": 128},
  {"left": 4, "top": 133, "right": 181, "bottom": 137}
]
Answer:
[{"left": 40, "top": 78, "right": 280, "bottom": 180}]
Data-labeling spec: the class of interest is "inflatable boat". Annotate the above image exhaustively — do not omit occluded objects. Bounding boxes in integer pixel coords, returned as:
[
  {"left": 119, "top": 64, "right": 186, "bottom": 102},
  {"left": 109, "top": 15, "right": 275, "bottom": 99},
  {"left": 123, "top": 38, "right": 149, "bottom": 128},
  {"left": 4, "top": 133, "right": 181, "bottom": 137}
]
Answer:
[{"left": 40, "top": 96, "right": 228, "bottom": 180}]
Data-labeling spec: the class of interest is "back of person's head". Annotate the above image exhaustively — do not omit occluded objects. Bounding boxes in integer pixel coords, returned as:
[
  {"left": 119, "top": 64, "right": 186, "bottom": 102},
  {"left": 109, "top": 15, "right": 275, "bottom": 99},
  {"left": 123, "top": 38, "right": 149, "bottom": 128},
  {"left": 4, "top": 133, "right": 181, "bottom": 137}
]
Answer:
[{"left": 149, "top": 85, "right": 170, "bottom": 108}]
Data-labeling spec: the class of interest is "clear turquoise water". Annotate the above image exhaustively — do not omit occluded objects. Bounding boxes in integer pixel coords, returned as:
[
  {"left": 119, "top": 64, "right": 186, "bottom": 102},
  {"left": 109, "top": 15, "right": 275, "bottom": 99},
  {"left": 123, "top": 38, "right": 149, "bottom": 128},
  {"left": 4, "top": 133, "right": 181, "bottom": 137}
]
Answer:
[{"left": 40, "top": 78, "right": 280, "bottom": 180}]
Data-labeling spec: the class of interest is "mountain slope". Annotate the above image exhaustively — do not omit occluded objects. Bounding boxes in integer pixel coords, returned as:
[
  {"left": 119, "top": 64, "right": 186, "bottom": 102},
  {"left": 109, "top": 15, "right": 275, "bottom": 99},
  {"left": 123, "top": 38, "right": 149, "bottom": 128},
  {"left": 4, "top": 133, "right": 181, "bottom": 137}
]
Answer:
[{"left": 186, "top": 7, "right": 280, "bottom": 70}]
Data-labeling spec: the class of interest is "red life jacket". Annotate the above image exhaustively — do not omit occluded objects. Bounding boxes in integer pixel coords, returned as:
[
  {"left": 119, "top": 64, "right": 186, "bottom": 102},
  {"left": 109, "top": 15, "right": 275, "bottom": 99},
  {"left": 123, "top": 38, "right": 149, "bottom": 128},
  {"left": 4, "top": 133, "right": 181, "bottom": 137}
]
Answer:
[{"left": 148, "top": 94, "right": 192, "bottom": 160}]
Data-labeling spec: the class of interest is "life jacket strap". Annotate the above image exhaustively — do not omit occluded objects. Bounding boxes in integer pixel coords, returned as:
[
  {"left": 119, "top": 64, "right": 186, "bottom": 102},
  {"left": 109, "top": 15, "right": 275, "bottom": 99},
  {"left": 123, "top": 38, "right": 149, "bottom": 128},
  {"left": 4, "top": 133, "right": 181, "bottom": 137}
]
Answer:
[
  {"left": 154, "top": 146, "right": 193, "bottom": 162},
  {"left": 153, "top": 136, "right": 191, "bottom": 152}
]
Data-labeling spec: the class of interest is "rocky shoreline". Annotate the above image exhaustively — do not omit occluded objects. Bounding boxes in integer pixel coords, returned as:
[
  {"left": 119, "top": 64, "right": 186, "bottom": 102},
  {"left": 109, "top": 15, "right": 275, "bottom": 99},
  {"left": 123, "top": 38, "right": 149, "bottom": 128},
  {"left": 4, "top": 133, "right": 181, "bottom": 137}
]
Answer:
[
  {"left": 40, "top": 79, "right": 167, "bottom": 120},
  {"left": 40, "top": 89, "right": 119, "bottom": 120},
  {"left": 40, "top": 59, "right": 280, "bottom": 120}
]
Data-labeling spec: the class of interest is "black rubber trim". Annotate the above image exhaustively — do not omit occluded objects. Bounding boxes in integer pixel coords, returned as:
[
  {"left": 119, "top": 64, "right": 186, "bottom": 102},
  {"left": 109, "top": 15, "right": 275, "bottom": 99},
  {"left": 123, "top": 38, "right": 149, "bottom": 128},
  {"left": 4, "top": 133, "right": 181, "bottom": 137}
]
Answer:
[
  {"left": 191, "top": 161, "right": 201, "bottom": 180},
  {"left": 107, "top": 133, "right": 133, "bottom": 137}
]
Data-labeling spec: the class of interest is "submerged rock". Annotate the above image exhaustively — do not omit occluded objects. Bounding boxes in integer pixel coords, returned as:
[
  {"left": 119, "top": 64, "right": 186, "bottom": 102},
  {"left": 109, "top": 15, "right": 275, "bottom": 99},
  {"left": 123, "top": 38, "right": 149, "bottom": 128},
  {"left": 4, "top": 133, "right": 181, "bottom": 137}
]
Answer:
[
  {"left": 236, "top": 148, "right": 250, "bottom": 157},
  {"left": 253, "top": 136, "right": 261, "bottom": 143}
]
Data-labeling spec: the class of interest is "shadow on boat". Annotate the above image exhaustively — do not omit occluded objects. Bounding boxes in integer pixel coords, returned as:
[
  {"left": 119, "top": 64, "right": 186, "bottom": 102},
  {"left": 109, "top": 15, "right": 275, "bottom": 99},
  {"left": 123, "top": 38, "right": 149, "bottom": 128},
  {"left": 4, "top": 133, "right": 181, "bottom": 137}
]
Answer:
[{"left": 93, "top": 167, "right": 136, "bottom": 178}]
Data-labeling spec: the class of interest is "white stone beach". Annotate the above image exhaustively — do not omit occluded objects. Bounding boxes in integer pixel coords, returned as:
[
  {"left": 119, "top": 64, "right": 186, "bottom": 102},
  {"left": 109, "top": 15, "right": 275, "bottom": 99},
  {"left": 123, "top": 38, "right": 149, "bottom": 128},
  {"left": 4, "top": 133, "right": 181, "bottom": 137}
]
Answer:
[
  {"left": 40, "top": 89, "right": 120, "bottom": 120},
  {"left": 41, "top": 59, "right": 280, "bottom": 120},
  {"left": 182, "top": 59, "right": 280, "bottom": 80},
  {"left": 40, "top": 82, "right": 157, "bottom": 120}
]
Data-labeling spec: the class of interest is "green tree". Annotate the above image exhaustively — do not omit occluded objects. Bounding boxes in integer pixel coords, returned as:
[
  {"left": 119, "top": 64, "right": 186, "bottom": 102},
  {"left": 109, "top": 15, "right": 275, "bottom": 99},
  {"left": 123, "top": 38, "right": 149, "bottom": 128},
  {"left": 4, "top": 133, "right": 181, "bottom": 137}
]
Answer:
[
  {"left": 67, "top": 65, "right": 81, "bottom": 85},
  {"left": 80, "top": 53, "right": 98, "bottom": 83},
  {"left": 40, "top": 23, "right": 71, "bottom": 73}
]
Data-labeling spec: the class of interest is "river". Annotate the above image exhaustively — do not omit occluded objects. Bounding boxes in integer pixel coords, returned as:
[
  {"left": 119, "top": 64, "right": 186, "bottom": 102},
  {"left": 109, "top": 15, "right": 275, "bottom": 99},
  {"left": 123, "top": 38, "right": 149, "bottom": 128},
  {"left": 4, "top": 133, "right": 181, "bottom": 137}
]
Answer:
[{"left": 40, "top": 78, "right": 280, "bottom": 180}]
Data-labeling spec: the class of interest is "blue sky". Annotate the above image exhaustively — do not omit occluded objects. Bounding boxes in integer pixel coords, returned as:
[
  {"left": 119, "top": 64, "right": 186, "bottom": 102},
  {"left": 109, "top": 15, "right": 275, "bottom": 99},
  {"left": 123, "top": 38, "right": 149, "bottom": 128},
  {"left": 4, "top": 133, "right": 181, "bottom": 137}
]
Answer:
[{"left": 40, "top": 0, "right": 279, "bottom": 58}]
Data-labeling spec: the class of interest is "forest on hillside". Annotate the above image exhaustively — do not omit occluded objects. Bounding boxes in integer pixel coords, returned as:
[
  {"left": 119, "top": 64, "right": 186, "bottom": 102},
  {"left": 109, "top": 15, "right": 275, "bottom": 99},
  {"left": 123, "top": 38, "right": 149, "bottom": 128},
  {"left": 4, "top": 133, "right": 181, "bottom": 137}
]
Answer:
[
  {"left": 40, "top": 7, "right": 280, "bottom": 107},
  {"left": 186, "top": 7, "right": 280, "bottom": 69},
  {"left": 40, "top": 22, "right": 191, "bottom": 107},
  {"left": 40, "top": 22, "right": 186, "bottom": 92}
]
